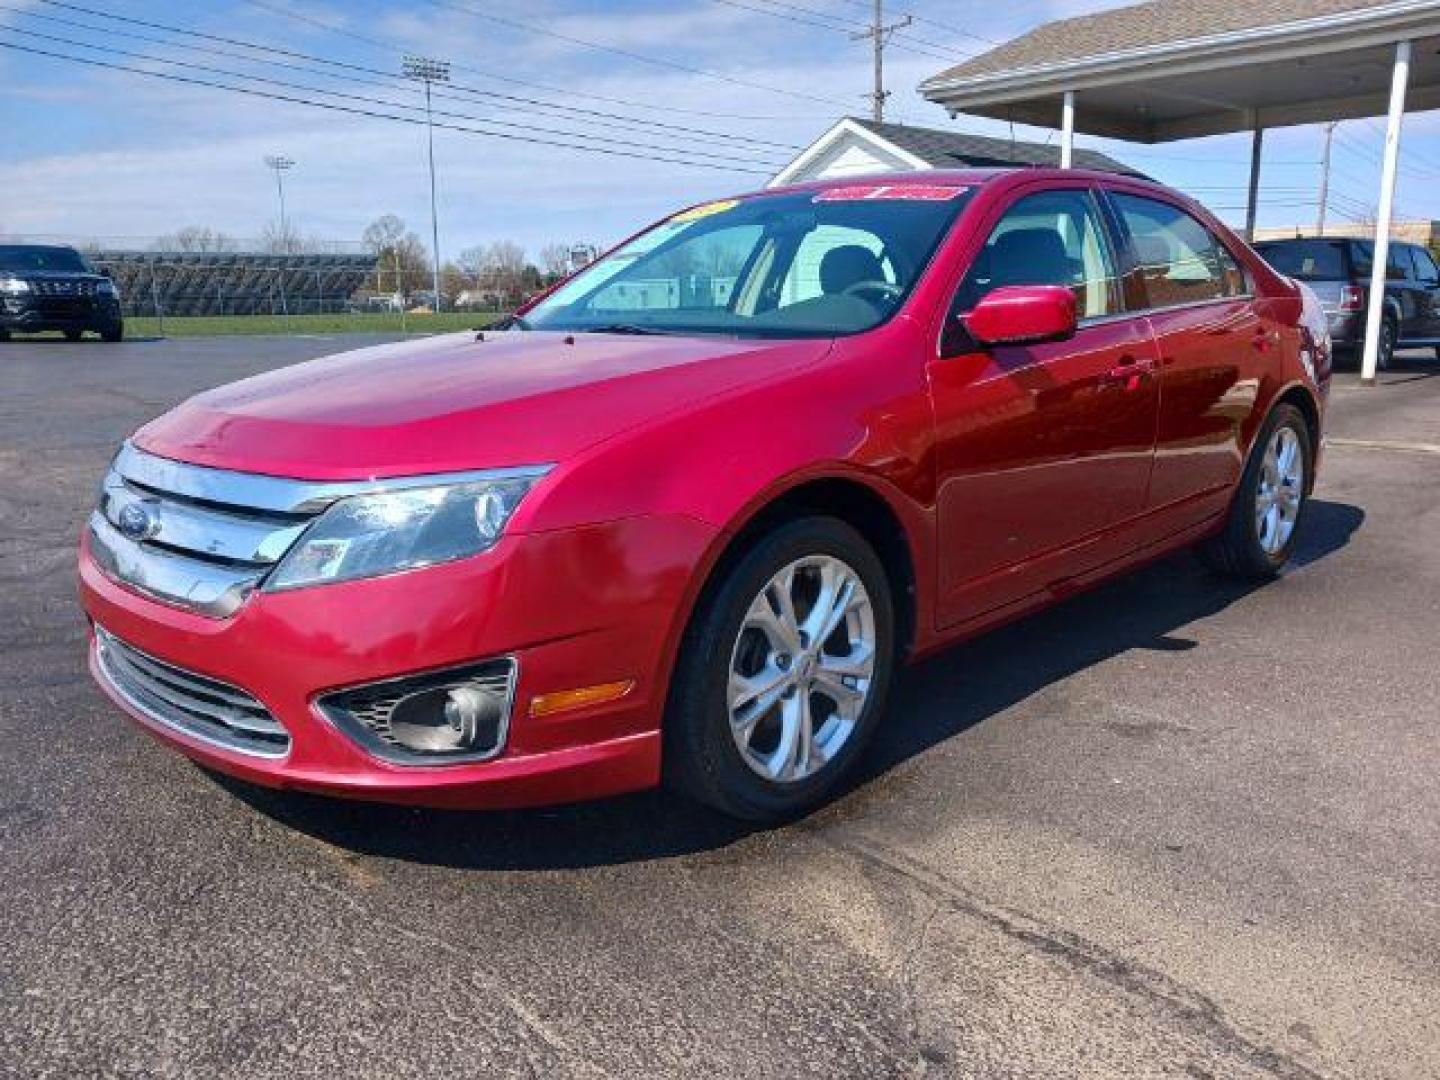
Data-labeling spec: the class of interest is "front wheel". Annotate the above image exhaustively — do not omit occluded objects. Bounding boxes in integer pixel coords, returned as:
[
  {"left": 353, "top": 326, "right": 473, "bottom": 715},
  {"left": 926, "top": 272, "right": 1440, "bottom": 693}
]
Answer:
[
  {"left": 100, "top": 322, "right": 124, "bottom": 343},
  {"left": 1199, "top": 403, "right": 1312, "bottom": 578},
  {"left": 664, "top": 516, "right": 895, "bottom": 822},
  {"left": 64, "top": 329, "right": 83, "bottom": 342}
]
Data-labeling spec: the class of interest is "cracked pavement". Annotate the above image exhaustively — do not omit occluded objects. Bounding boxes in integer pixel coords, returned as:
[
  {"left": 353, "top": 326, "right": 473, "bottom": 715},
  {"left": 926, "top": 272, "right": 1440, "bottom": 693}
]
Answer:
[{"left": 1, "top": 334, "right": 1437, "bottom": 1078}]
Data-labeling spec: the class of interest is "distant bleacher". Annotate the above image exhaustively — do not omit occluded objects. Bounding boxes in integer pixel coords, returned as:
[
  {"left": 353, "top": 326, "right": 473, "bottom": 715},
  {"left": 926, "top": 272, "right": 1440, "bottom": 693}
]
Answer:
[{"left": 92, "top": 251, "right": 380, "bottom": 317}]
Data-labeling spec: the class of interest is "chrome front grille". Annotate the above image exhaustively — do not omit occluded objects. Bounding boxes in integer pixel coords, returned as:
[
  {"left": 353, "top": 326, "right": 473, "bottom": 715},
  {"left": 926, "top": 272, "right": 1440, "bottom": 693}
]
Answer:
[
  {"left": 89, "top": 444, "right": 322, "bottom": 617},
  {"left": 33, "top": 279, "right": 97, "bottom": 297},
  {"left": 93, "top": 625, "right": 290, "bottom": 757},
  {"left": 88, "top": 442, "right": 545, "bottom": 618}
]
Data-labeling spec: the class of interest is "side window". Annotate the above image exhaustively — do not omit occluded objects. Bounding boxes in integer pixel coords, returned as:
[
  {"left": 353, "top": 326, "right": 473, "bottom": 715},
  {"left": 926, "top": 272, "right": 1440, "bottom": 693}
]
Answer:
[
  {"left": 1387, "top": 245, "right": 1410, "bottom": 281},
  {"left": 952, "top": 189, "right": 1119, "bottom": 320},
  {"left": 1414, "top": 246, "right": 1440, "bottom": 285},
  {"left": 778, "top": 225, "right": 893, "bottom": 307},
  {"left": 1112, "top": 193, "right": 1237, "bottom": 308},
  {"left": 1213, "top": 241, "right": 1249, "bottom": 297}
]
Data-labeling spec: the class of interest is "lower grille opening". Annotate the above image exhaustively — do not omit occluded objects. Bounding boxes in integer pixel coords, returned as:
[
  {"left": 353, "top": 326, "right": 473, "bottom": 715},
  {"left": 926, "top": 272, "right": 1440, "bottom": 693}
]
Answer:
[{"left": 93, "top": 625, "right": 290, "bottom": 758}]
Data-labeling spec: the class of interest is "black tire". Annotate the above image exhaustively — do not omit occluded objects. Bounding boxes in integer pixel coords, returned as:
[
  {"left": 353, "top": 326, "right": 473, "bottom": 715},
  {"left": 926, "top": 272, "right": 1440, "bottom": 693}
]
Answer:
[
  {"left": 1198, "top": 403, "right": 1312, "bottom": 579},
  {"left": 1377, "top": 314, "right": 1396, "bottom": 371},
  {"left": 64, "top": 329, "right": 83, "bottom": 342},
  {"left": 663, "top": 516, "right": 896, "bottom": 822},
  {"left": 100, "top": 322, "right": 124, "bottom": 343},
  {"left": 0, "top": 329, "right": 10, "bottom": 342}
]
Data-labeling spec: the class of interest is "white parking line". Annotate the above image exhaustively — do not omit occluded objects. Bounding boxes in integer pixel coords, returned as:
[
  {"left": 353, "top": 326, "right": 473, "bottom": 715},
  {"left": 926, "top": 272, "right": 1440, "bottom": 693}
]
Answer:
[{"left": 1327, "top": 437, "right": 1440, "bottom": 456}]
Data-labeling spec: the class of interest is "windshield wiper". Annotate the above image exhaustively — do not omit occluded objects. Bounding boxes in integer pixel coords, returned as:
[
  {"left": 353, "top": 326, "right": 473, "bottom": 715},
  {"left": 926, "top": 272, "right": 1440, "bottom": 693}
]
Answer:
[
  {"left": 581, "top": 323, "right": 672, "bottom": 336},
  {"left": 487, "top": 314, "right": 532, "bottom": 331}
]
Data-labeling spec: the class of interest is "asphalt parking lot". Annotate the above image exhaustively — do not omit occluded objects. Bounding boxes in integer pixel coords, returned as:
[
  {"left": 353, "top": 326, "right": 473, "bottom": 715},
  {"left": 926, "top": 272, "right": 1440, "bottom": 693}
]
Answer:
[{"left": 1, "top": 333, "right": 1437, "bottom": 1079}]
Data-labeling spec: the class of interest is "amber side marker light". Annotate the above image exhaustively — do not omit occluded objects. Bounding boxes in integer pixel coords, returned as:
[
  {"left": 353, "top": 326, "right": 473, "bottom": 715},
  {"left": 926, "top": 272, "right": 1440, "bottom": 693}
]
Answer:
[{"left": 529, "top": 680, "right": 635, "bottom": 718}]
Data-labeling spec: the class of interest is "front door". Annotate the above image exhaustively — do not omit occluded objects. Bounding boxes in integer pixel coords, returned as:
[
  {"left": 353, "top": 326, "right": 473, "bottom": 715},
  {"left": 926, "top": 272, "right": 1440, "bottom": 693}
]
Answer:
[
  {"left": 928, "top": 186, "right": 1160, "bottom": 629},
  {"left": 1108, "top": 191, "right": 1268, "bottom": 520}
]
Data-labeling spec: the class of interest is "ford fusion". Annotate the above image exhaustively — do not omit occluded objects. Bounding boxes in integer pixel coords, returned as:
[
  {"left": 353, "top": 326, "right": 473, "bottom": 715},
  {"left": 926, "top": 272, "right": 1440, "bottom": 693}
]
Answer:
[{"left": 80, "top": 170, "right": 1329, "bottom": 821}]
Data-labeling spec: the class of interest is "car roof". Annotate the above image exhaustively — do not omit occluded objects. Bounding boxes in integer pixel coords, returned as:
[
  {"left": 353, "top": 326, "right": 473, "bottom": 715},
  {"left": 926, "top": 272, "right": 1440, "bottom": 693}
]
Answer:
[{"left": 755, "top": 166, "right": 1187, "bottom": 201}]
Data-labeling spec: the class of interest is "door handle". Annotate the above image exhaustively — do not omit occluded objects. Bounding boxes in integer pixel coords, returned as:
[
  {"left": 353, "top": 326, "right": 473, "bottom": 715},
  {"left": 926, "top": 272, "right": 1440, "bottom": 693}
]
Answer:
[
  {"left": 1103, "top": 355, "right": 1155, "bottom": 391},
  {"left": 1251, "top": 327, "right": 1279, "bottom": 352}
]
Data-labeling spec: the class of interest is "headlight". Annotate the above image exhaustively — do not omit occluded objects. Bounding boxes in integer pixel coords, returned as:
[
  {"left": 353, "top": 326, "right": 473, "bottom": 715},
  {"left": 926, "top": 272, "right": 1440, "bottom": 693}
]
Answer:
[
  {"left": 97, "top": 280, "right": 119, "bottom": 299},
  {"left": 0, "top": 276, "right": 30, "bottom": 295},
  {"left": 265, "top": 470, "right": 548, "bottom": 591}
]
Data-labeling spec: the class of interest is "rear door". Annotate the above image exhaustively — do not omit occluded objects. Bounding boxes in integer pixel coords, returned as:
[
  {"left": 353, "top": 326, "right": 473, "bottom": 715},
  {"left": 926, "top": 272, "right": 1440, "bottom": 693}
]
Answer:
[
  {"left": 928, "top": 184, "right": 1160, "bottom": 627},
  {"left": 1402, "top": 244, "right": 1440, "bottom": 340},
  {"left": 1106, "top": 191, "right": 1268, "bottom": 525},
  {"left": 1387, "top": 244, "right": 1426, "bottom": 341}
]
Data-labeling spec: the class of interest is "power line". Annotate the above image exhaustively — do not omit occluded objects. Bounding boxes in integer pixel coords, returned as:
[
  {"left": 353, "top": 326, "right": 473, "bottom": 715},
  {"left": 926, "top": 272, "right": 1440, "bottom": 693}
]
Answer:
[
  {"left": 829, "top": 0, "right": 1002, "bottom": 48},
  {"left": 419, "top": 0, "right": 855, "bottom": 110},
  {"left": 0, "top": 39, "right": 785, "bottom": 175},
  {"left": 2, "top": 24, "right": 790, "bottom": 169},
  {"left": 709, "top": 0, "right": 962, "bottom": 63},
  {"left": 18, "top": 0, "right": 803, "bottom": 153},
  {"left": 237, "top": 0, "right": 810, "bottom": 122}
]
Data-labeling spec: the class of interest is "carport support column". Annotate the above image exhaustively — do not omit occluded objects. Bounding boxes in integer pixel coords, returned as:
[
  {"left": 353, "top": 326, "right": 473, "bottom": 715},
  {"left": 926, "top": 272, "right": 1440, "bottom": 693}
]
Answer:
[
  {"left": 1060, "top": 90, "right": 1075, "bottom": 168},
  {"left": 1361, "top": 39, "right": 1412, "bottom": 386},
  {"left": 1244, "top": 120, "right": 1263, "bottom": 243}
]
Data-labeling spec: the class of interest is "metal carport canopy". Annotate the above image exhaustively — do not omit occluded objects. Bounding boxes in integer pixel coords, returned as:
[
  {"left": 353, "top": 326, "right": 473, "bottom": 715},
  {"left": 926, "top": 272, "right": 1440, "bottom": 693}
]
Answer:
[{"left": 920, "top": 0, "right": 1440, "bottom": 384}]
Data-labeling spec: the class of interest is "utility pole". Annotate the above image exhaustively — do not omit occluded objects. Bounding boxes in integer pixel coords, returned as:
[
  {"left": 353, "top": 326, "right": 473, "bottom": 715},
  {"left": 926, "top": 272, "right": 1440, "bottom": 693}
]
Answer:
[
  {"left": 1317, "top": 121, "right": 1337, "bottom": 235},
  {"left": 263, "top": 154, "right": 294, "bottom": 243},
  {"left": 850, "top": 0, "right": 911, "bottom": 123},
  {"left": 403, "top": 54, "right": 450, "bottom": 313}
]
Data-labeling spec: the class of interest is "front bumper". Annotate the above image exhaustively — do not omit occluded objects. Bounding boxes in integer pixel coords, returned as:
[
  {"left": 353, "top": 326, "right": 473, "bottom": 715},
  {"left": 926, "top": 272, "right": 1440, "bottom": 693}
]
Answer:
[
  {"left": 79, "top": 514, "right": 716, "bottom": 808},
  {"left": 2, "top": 295, "right": 122, "bottom": 332}
]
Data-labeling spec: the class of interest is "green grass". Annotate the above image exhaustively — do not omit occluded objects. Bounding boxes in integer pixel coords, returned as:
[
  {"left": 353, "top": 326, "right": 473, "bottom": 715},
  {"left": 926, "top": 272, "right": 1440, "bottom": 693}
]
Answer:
[{"left": 124, "top": 312, "right": 501, "bottom": 337}]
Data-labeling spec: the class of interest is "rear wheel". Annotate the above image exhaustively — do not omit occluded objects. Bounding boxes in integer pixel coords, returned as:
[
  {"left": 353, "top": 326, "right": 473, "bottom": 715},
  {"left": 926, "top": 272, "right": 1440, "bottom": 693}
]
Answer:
[
  {"left": 1199, "top": 403, "right": 1312, "bottom": 578},
  {"left": 100, "top": 322, "right": 124, "bottom": 343},
  {"left": 664, "top": 516, "right": 895, "bottom": 822},
  {"left": 1377, "top": 314, "right": 1397, "bottom": 371},
  {"left": 64, "top": 329, "right": 83, "bottom": 342}
]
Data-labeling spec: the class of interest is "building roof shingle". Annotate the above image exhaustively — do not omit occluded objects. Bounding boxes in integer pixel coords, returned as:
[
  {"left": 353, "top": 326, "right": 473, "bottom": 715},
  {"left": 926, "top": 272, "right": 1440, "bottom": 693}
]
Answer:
[
  {"left": 851, "top": 118, "right": 1142, "bottom": 176},
  {"left": 924, "top": 0, "right": 1401, "bottom": 84}
]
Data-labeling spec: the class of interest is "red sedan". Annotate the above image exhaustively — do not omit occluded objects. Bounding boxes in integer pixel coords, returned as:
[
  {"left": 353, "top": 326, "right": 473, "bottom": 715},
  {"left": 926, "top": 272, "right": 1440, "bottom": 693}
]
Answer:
[{"left": 79, "top": 169, "right": 1329, "bottom": 821}]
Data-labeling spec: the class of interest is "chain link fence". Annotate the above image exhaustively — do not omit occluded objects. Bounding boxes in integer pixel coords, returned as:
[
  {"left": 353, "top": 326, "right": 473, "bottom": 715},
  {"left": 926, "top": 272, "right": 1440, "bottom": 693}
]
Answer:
[{"left": 3, "top": 236, "right": 515, "bottom": 333}]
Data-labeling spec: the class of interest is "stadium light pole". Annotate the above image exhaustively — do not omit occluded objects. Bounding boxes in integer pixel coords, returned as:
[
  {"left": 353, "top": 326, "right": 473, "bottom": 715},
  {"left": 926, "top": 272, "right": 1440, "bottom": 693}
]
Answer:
[
  {"left": 263, "top": 154, "right": 295, "bottom": 240},
  {"left": 402, "top": 54, "right": 449, "bottom": 312}
]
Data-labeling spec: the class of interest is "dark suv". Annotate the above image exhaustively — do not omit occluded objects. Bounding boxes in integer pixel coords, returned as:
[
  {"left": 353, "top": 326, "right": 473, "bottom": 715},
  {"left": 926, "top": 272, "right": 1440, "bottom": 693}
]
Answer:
[
  {"left": 0, "top": 244, "right": 124, "bottom": 342},
  {"left": 1254, "top": 236, "right": 1440, "bottom": 369}
]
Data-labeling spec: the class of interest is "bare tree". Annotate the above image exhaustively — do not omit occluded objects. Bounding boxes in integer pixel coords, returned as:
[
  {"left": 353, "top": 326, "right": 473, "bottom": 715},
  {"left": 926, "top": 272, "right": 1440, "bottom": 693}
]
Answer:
[
  {"left": 154, "top": 225, "right": 238, "bottom": 253},
  {"left": 538, "top": 241, "right": 571, "bottom": 279},
  {"left": 260, "top": 218, "right": 305, "bottom": 254},
  {"left": 362, "top": 214, "right": 407, "bottom": 255},
  {"left": 361, "top": 214, "right": 429, "bottom": 296}
]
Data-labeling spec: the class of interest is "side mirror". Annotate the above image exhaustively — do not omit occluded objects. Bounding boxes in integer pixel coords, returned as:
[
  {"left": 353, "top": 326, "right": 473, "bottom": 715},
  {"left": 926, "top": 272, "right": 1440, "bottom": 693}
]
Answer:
[{"left": 963, "top": 285, "right": 1078, "bottom": 348}]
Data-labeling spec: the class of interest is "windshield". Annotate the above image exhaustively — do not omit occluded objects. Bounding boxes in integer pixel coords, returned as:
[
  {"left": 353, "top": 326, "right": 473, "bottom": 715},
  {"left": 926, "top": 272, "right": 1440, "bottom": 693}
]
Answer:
[
  {"left": 0, "top": 245, "right": 90, "bottom": 275},
  {"left": 523, "top": 184, "right": 972, "bottom": 338},
  {"left": 1256, "top": 240, "right": 1347, "bottom": 281}
]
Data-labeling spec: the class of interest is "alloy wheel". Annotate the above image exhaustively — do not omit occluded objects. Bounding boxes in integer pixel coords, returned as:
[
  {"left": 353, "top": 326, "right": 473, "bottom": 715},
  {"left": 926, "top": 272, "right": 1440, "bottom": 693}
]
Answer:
[
  {"left": 1255, "top": 426, "right": 1305, "bottom": 555},
  {"left": 726, "top": 555, "right": 876, "bottom": 784}
]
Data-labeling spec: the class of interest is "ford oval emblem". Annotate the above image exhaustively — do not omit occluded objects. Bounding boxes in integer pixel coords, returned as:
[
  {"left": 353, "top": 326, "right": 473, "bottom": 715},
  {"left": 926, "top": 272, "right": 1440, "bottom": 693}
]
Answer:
[{"left": 117, "top": 500, "right": 160, "bottom": 541}]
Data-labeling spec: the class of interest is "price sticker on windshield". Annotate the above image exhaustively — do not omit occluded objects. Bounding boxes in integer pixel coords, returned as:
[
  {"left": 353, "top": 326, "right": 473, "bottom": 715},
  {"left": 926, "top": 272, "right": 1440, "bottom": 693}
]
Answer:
[
  {"left": 814, "top": 184, "right": 968, "bottom": 202},
  {"left": 670, "top": 199, "right": 741, "bottom": 222}
]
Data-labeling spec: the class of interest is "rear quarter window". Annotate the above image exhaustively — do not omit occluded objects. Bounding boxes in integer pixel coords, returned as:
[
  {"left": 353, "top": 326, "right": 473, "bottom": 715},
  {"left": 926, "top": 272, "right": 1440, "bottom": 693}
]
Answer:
[{"left": 1255, "top": 240, "right": 1346, "bottom": 281}]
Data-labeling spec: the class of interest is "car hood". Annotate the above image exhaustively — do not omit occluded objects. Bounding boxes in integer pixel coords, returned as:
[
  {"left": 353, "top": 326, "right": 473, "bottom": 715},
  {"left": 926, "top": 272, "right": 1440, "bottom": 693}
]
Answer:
[{"left": 135, "top": 330, "right": 833, "bottom": 479}]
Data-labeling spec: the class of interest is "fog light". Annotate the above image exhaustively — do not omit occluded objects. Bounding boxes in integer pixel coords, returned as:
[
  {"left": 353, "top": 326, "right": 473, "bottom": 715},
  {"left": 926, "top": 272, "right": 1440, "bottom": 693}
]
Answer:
[
  {"left": 317, "top": 658, "right": 516, "bottom": 766},
  {"left": 389, "top": 685, "right": 504, "bottom": 753}
]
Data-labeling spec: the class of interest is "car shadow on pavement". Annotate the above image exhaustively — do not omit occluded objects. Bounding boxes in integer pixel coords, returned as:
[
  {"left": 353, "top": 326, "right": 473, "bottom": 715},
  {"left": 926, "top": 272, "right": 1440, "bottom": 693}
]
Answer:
[{"left": 214, "top": 498, "right": 1365, "bottom": 871}]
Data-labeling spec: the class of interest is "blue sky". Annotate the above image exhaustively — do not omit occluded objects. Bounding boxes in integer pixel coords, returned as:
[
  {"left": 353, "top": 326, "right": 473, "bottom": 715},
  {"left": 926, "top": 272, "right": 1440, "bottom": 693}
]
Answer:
[{"left": 4, "top": 0, "right": 1439, "bottom": 261}]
